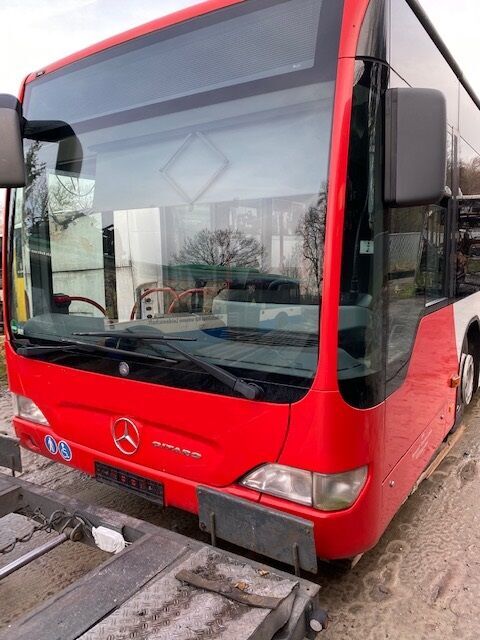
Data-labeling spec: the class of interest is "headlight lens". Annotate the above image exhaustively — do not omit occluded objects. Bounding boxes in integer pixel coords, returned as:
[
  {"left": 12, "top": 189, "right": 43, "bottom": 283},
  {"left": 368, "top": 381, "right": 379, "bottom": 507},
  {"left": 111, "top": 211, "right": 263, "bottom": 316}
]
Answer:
[
  {"left": 313, "top": 466, "right": 368, "bottom": 511},
  {"left": 241, "top": 464, "right": 368, "bottom": 511},
  {"left": 13, "top": 394, "right": 49, "bottom": 426},
  {"left": 241, "top": 464, "right": 312, "bottom": 506}
]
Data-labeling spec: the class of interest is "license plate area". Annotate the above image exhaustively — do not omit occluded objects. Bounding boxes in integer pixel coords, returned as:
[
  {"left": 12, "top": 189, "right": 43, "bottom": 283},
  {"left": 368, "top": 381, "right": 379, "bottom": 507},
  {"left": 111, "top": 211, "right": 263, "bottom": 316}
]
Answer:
[{"left": 95, "top": 462, "right": 164, "bottom": 506}]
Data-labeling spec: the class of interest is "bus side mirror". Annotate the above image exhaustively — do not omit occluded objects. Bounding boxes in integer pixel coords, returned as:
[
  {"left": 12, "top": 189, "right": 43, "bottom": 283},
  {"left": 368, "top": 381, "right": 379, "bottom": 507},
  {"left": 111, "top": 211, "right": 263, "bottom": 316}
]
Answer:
[
  {"left": 0, "top": 94, "right": 25, "bottom": 188},
  {"left": 384, "top": 88, "right": 446, "bottom": 207}
]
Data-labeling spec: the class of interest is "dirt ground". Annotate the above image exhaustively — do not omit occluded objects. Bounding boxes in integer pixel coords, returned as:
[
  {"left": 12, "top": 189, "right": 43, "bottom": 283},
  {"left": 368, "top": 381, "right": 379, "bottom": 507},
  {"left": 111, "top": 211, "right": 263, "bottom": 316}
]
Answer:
[{"left": 1, "top": 382, "right": 480, "bottom": 639}]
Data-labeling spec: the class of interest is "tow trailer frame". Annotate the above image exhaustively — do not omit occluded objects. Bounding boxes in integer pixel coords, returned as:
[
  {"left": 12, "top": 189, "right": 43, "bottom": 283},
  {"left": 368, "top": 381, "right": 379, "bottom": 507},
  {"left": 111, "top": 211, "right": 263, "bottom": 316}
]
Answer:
[{"left": 0, "top": 437, "right": 326, "bottom": 640}]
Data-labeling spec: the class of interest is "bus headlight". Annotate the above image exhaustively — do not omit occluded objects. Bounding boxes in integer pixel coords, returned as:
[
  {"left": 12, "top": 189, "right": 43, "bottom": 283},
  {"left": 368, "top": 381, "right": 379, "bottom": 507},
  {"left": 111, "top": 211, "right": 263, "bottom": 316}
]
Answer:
[
  {"left": 313, "top": 466, "right": 368, "bottom": 511},
  {"left": 240, "top": 464, "right": 312, "bottom": 506},
  {"left": 241, "top": 464, "right": 368, "bottom": 511},
  {"left": 13, "top": 394, "right": 49, "bottom": 426}
]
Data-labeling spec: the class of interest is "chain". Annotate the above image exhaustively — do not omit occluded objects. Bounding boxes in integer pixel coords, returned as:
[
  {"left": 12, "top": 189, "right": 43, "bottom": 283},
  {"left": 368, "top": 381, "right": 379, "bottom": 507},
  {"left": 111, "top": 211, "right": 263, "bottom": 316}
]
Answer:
[
  {"left": 0, "top": 507, "right": 93, "bottom": 555},
  {"left": 0, "top": 520, "right": 47, "bottom": 554}
]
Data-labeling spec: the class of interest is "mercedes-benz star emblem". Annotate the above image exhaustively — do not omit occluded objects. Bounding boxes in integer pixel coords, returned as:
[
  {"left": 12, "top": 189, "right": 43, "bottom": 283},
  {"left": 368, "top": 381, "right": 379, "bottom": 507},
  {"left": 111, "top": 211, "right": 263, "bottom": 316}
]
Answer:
[
  {"left": 112, "top": 418, "right": 140, "bottom": 456},
  {"left": 119, "top": 361, "right": 130, "bottom": 377}
]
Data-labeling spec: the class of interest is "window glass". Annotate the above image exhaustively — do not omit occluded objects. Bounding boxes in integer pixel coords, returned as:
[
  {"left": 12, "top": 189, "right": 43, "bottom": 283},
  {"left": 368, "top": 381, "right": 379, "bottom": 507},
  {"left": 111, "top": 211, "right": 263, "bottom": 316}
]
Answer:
[
  {"left": 357, "top": 0, "right": 388, "bottom": 61},
  {"left": 386, "top": 204, "right": 447, "bottom": 385},
  {"left": 457, "top": 87, "right": 480, "bottom": 299},
  {"left": 338, "top": 60, "right": 449, "bottom": 408},
  {"left": 424, "top": 208, "right": 447, "bottom": 304},
  {"left": 459, "top": 138, "right": 480, "bottom": 197},
  {"left": 338, "top": 61, "right": 388, "bottom": 408},
  {"left": 456, "top": 197, "right": 480, "bottom": 298},
  {"left": 459, "top": 86, "right": 480, "bottom": 157},
  {"left": 390, "top": 0, "right": 459, "bottom": 128},
  {"left": 24, "top": 0, "right": 337, "bottom": 124},
  {"left": 10, "top": 0, "right": 342, "bottom": 403}
]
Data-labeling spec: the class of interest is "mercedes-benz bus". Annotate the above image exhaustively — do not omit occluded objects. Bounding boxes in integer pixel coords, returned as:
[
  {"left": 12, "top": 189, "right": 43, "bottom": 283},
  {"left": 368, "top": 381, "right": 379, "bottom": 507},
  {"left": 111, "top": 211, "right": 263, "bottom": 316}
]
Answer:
[{"left": 1, "top": 0, "right": 480, "bottom": 569}]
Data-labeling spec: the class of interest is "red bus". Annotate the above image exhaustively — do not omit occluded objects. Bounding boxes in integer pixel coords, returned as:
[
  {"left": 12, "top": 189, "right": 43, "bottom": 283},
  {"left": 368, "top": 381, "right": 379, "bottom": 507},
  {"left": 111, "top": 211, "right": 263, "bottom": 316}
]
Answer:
[{"left": 1, "top": 0, "right": 479, "bottom": 569}]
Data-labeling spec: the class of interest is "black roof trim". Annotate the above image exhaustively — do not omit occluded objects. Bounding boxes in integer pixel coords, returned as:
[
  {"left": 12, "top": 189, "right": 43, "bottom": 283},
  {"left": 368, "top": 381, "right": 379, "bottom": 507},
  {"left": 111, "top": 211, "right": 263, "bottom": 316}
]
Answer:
[{"left": 406, "top": 0, "right": 480, "bottom": 112}]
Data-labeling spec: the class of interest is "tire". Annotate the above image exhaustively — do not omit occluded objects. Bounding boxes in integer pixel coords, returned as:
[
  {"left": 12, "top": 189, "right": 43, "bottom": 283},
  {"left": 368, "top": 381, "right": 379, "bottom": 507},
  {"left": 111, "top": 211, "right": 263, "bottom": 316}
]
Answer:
[
  {"left": 460, "top": 349, "right": 475, "bottom": 407},
  {"left": 451, "top": 333, "right": 479, "bottom": 434}
]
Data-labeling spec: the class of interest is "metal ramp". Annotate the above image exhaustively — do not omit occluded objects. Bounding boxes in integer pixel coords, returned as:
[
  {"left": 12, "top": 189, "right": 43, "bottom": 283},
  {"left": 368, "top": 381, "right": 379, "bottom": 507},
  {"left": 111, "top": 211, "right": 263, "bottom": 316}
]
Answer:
[{"left": 0, "top": 444, "right": 325, "bottom": 639}]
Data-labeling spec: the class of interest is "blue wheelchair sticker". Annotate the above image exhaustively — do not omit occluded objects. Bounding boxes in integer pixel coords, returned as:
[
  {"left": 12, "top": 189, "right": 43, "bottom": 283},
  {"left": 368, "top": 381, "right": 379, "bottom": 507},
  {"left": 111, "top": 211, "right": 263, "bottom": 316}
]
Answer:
[
  {"left": 58, "top": 440, "right": 72, "bottom": 462},
  {"left": 44, "top": 435, "right": 58, "bottom": 455}
]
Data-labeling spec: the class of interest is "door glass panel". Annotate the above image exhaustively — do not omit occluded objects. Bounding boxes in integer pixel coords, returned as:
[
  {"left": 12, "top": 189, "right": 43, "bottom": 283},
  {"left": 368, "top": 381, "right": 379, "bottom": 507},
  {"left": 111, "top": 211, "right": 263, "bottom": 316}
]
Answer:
[{"left": 424, "top": 208, "right": 446, "bottom": 305}]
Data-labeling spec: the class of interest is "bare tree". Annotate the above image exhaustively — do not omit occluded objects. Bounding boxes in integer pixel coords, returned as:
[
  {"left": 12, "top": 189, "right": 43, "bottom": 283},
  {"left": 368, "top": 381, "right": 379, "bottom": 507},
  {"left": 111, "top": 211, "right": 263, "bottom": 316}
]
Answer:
[
  {"left": 22, "top": 141, "right": 95, "bottom": 232},
  {"left": 23, "top": 141, "right": 49, "bottom": 234},
  {"left": 48, "top": 175, "right": 95, "bottom": 230},
  {"left": 460, "top": 156, "right": 480, "bottom": 195},
  {"left": 173, "top": 228, "right": 266, "bottom": 269},
  {"left": 296, "top": 194, "right": 327, "bottom": 292}
]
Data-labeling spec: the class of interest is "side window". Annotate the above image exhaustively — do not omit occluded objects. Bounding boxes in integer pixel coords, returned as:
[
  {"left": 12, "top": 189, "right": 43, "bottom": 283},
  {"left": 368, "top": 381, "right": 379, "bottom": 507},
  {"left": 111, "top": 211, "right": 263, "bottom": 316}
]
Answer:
[
  {"left": 423, "top": 208, "right": 447, "bottom": 305},
  {"left": 387, "top": 206, "right": 425, "bottom": 378},
  {"left": 385, "top": 76, "right": 450, "bottom": 386},
  {"left": 386, "top": 204, "right": 447, "bottom": 384},
  {"left": 385, "top": 90, "right": 450, "bottom": 387},
  {"left": 456, "top": 87, "right": 480, "bottom": 299},
  {"left": 459, "top": 86, "right": 480, "bottom": 173},
  {"left": 385, "top": 0, "right": 455, "bottom": 392},
  {"left": 390, "top": 0, "right": 459, "bottom": 128},
  {"left": 456, "top": 198, "right": 480, "bottom": 298}
]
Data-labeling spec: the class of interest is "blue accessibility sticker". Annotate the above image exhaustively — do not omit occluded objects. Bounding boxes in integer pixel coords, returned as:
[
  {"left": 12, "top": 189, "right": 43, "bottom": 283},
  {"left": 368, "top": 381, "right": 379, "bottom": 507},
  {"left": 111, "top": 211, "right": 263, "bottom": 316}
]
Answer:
[
  {"left": 44, "top": 435, "right": 58, "bottom": 455},
  {"left": 58, "top": 440, "right": 72, "bottom": 462}
]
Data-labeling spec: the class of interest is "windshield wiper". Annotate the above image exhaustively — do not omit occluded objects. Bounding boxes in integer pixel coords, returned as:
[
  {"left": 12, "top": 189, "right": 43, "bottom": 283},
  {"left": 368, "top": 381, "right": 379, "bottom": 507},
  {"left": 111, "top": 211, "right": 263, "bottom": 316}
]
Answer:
[
  {"left": 15, "top": 336, "right": 178, "bottom": 364},
  {"left": 17, "top": 342, "right": 83, "bottom": 357},
  {"left": 74, "top": 330, "right": 264, "bottom": 400}
]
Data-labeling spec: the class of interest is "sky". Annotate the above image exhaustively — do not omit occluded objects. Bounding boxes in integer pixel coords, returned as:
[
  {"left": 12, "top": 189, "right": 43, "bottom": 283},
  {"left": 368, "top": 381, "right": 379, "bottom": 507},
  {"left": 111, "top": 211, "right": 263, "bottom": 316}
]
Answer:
[{"left": 1, "top": 1, "right": 480, "bottom": 98}]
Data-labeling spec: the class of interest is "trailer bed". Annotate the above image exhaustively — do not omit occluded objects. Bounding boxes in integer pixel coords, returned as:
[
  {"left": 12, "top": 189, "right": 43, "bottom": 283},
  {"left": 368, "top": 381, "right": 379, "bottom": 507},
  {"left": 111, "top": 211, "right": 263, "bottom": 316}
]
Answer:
[{"left": 0, "top": 469, "right": 323, "bottom": 640}]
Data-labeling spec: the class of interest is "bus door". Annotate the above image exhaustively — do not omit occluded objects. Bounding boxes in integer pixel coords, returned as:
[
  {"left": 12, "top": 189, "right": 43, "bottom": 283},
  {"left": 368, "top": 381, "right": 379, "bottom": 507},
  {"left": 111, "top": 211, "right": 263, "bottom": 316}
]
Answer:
[{"left": 384, "top": 200, "right": 456, "bottom": 481}]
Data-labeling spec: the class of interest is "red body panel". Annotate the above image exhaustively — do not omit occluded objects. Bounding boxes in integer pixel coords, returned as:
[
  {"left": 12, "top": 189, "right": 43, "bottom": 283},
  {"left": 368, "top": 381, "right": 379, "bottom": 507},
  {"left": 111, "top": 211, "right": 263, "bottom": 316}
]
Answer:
[
  {"left": 5, "top": 342, "right": 289, "bottom": 487},
  {"left": 312, "top": 54, "right": 357, "bottom": 393},
  {"left": 4, "top": 0, "right": 463, "bottom": 560},
  {"left": 384, "top": 305, "right": 457, "bottom": 478}
]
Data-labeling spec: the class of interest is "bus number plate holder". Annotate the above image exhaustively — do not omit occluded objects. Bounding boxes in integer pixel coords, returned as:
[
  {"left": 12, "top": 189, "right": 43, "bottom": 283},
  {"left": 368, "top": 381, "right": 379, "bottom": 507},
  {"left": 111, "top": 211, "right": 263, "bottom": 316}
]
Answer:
[{"left": 95, "top": 462, "right": 164, "bottom": 506}]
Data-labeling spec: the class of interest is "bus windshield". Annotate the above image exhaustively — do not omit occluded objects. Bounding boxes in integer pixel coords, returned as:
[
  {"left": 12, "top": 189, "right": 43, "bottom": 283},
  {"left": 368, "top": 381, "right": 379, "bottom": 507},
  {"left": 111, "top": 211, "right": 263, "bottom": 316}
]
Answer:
[{"left": 9, "top": 0, "right": 341, "bottom": 402}]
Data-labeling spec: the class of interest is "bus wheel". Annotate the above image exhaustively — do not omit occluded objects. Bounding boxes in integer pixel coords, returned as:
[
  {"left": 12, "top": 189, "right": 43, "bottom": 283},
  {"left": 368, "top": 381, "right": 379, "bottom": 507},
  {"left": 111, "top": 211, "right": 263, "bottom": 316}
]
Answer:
[
  {"left": 451, "top": 342, "right": 476, "bottom": 434},
  {"left": 460, "top": 347, "right": 476, "bottom": 407}
]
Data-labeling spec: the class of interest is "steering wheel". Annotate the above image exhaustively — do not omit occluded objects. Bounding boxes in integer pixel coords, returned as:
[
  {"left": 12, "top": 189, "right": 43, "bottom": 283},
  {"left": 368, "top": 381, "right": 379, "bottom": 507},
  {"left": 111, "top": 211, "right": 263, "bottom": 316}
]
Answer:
[{"left": 53, "top": 294, "right": 107, "bottom": 316}]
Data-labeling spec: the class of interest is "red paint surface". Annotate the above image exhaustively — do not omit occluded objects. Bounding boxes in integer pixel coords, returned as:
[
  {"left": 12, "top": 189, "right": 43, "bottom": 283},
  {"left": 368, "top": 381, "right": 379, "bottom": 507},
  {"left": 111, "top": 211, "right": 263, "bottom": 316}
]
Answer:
[
  {"left": 6, "top": 342, "right": 289, "bottom": 487},
  {"left": 4, "top": 0, "right": 464, "bottom": 560},
  {"left": 383, "top": 305, "right": 458, "bottom": 478}
]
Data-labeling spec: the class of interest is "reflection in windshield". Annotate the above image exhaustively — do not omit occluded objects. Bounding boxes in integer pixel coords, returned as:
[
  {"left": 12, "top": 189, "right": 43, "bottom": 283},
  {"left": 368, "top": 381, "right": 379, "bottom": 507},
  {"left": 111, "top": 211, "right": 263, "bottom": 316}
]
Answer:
[{"left": 10, "top": 0, "right": 340, "bottom": 399}]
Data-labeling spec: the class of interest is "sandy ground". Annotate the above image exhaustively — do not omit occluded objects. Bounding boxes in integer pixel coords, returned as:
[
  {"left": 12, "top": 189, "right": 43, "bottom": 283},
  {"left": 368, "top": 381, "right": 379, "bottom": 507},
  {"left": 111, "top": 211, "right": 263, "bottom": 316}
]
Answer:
[{"left": 1, "top": 383, "right": 480, "bottom": 639}]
